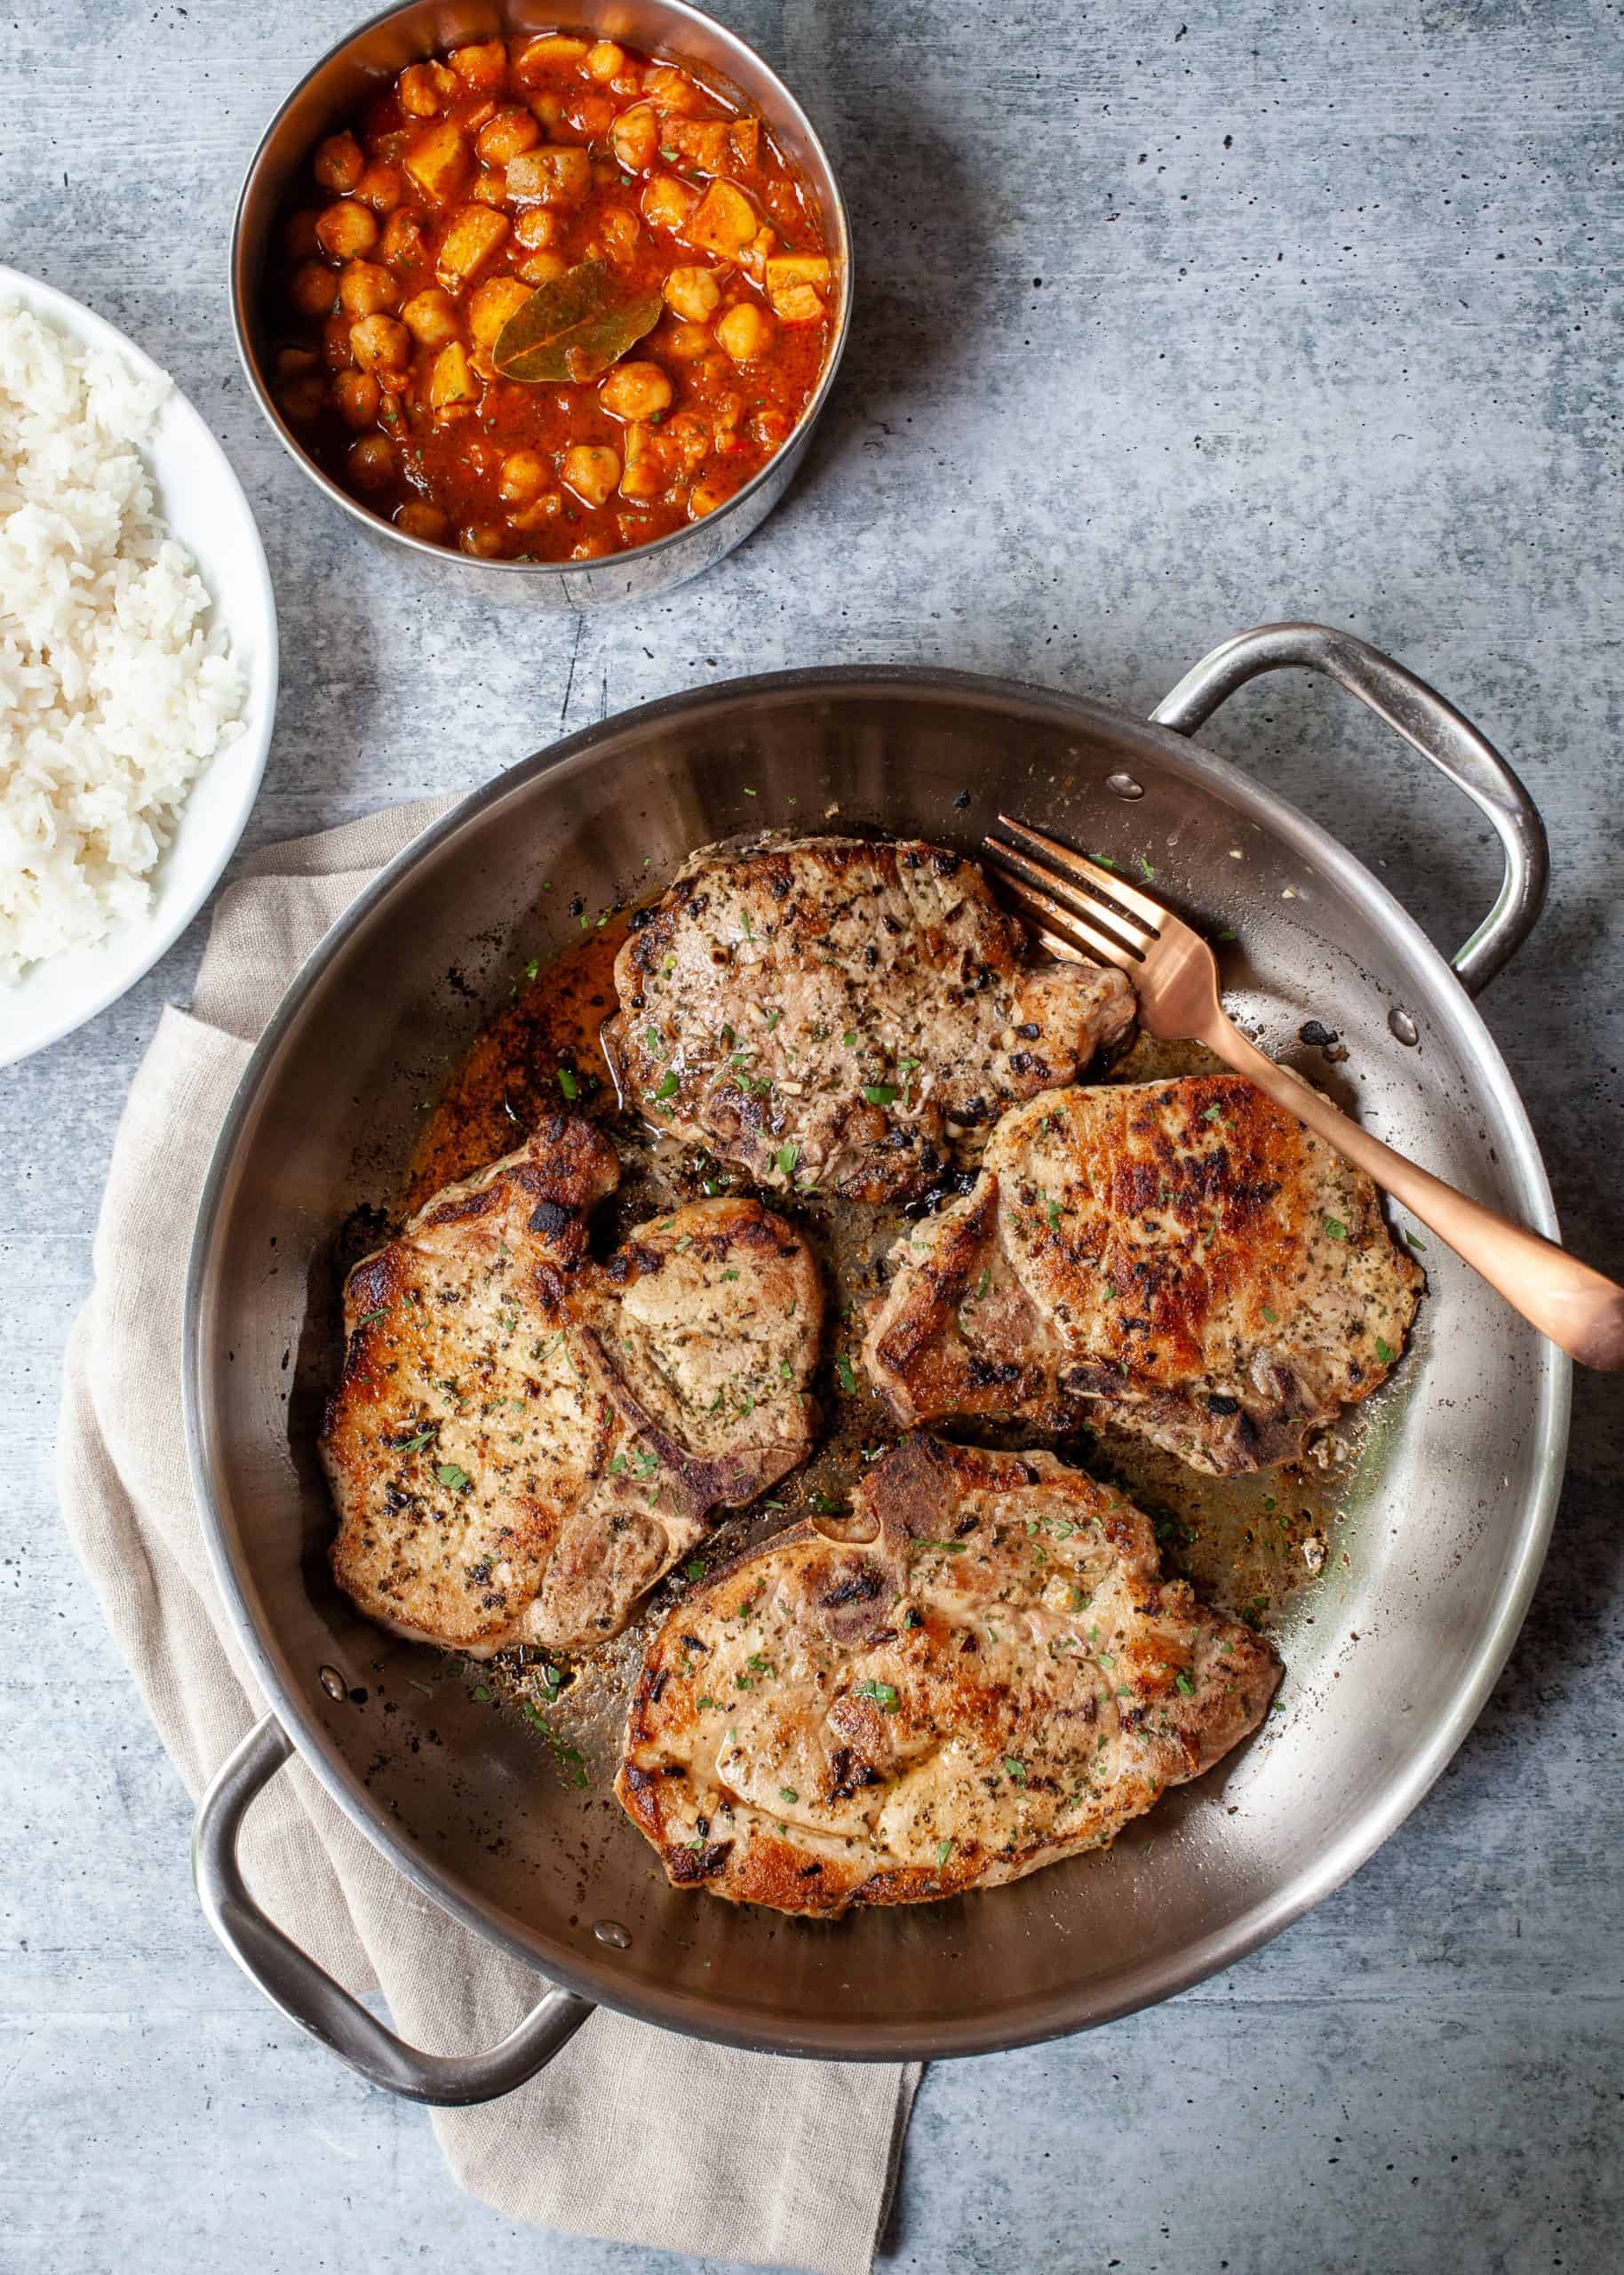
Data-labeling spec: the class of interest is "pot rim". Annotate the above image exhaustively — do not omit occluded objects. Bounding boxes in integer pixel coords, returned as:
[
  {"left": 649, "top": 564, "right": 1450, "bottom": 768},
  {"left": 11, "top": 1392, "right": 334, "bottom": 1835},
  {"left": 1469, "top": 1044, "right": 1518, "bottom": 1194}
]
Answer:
[
  {"left": 227, "top": 0, "right": 855, "bottom": 581},
  {"left": 183, "top": 662, "right": 1571, "bottom": 2060}
]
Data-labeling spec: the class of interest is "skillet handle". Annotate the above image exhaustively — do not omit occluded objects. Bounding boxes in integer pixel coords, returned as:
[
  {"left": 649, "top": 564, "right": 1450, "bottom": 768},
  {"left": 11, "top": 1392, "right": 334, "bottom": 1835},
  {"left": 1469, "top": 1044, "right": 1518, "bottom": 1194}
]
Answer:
[
  {"left": 192, "top": 1713, "right": 593, "bottom": 2105},
  {"left": 1150, "top": 620, "right": 1548, "bottom": 996}
]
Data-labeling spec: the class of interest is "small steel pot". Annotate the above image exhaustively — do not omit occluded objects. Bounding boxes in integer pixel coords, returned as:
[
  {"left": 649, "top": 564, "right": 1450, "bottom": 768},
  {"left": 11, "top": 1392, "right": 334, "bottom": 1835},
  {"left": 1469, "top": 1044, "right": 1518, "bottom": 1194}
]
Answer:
[{"left": 229, "top": 0, "right": 853, "bottom": 608}]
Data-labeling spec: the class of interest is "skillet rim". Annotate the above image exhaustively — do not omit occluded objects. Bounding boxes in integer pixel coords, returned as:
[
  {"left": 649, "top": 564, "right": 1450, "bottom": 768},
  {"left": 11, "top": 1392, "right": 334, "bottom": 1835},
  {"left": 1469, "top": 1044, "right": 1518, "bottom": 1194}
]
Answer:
[{"left": 182, "top": 661, "right": 1571, "bottom": 2060}]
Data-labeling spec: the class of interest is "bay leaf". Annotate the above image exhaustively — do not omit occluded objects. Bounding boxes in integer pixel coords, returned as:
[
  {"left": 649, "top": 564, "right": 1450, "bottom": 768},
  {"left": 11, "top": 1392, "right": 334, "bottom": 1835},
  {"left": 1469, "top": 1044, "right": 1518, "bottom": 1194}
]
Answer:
[{"left": 492, "top": 259, "right": 665, "bottom": 385}]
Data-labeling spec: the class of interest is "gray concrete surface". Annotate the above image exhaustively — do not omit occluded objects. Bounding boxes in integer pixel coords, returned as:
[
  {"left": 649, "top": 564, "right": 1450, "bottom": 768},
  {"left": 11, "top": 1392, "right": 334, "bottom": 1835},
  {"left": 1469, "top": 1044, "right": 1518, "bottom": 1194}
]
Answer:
[{"left": 3, "top": 0, "right": 1621, "bottom": 2269}]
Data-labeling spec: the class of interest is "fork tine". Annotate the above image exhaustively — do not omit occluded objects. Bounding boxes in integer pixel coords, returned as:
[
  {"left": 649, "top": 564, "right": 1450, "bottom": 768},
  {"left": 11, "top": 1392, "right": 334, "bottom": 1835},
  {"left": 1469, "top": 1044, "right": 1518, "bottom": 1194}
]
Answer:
[
  {"left": 983, "top": 837, "right": 1150, "bottom": 956},
  {"left": 980, "top": 857, "right": 1144, "bottom": 971},
  {"left": 994, "top": 812, "right": 1166, "bottom": 933}
]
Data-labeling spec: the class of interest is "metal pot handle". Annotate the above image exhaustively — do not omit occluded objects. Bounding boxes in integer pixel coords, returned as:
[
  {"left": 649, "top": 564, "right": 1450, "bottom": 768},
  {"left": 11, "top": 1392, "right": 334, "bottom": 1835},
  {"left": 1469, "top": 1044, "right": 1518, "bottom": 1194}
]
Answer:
[
  {"left": 1150, "top": 620, "right": 1548, "bottom": 995},
  {"left": 192, "top": 1713, "right": 594, "bottom": 2105}
]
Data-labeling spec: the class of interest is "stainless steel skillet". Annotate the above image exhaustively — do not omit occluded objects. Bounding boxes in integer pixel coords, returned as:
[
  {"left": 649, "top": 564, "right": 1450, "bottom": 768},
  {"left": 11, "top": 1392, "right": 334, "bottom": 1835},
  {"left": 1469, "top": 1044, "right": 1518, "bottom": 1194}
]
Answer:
[{"left": 186, "top": 622, "right": 1568, "bottom": 2102}]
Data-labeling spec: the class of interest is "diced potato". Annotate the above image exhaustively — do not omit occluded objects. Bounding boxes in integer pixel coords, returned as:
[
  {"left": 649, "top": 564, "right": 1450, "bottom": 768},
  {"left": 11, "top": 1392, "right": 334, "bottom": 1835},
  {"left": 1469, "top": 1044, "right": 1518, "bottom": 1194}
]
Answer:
[
  {"left": 609, "top": 100, "right": 659, "bottom": 172},
  {"left": 565, "top": 90, "right": 616, "bottom": 138},
  {"left": 404, "top": 119, "right": 469, "bottom": 204},
  {"left": 314, "top": 132, "right": 363, "bottom": 194},
  {"left": 460, "top": 523, "right": 506, "bottom": 556},
  {"left": 379, "top": 210, "right": 426, "bottom": 267},
  {"left": 289, "top": 261, "right": 338, "bottom": 318},
  {"left": 428, "top": 339, "right": 478, "bottom": 411},
  {"left": 436, "top": 205, "right": 510, "bottom": 291},
  {"left": 641, "top": 173, "right": 699, "bottom": 232},
  {"left": 619, "top": 421, "right": 673, "bottom": 500},
  {"left": 514, "top": 207, "right": 561, "bottom": 249},
  {"left": 510, "top": 491, "right": 562, "bottom": 531},
  {"left": 765, "top": 254, "right": 832, "bottom": 299},
  {"left": 354, "top": 161, "right": 403, "bottom": 214},
  {"left": 315, "top": 200, "right": 378, "bottom": 259},
  {"left": 338, "top": 259, "right": 399, "bottom": 318},
  {"left": 398, "top": 63, "right": 444, "bottom": 116},
  {"left": 529, "top": 89, "right": 565, "bottom": 132},
  {"left": 333, "top": 369, "right": 381, "bottom": 427},
  {"left": 448, "top": 39, "right": 507, "bottom": 93},
  {"left": 684, "top": 179, "right": 758, "bottom": 256},
  {"left": 468, "top": 275, "right": 533, "bottom": 347},
  {"left": 470, "top": 172, "right": 509, "bottom": 208},
  {"left": 751, "top": 406, "right": 792, "bottom": 451},
  {"left": 737, "top": 224, "right": 776, "bottom": 283},
  {"left": 661, "top": 118, "right": 731, "bottom": 174},
  {"left": 349, "top": 315, "right": 411, "bottom": 374},
  {"left": 663, "top": 264, "right": 721, "bottom": 323},
  {"left": 561, "top": 443, "right": 620, "bottom": 508},
  {"left": 517, "top": 250, "right": 570, "bottom": 285},
  {"left": 600, "top": 360, "right": 673, "bottom": 420},
  {"left": 663, "top": 410, "right": 712, "bottom": 472},
  {"left": 402, "top": 286, "right": 462, "bottom": 346},
  {"left": 641, "top": 64, "right": 701, "bottom": 115},
  {"left": 477, "top": 107, "right": 541, "bottom": 164},
  {"left": 347, "top": 434, "right": 395, "bottom": 487},
  {"left": 689, "top": 476, "right": 728, "bottom": 518},
  {"left": 770, "top": 283, "right": 823, "bottom": 326},
  {"left": 498, "top": 449, "right": 548, "bottom": 504},
  {"left": 396, "top": 500, "right": 450, "bottom": 541},
  {"left": 585, "top": 41, "right": 625, "bottom": 82},
  {"left": 714, "top": 300, "right": 776, "bottom": 362},
  {"left": 506, "top": 146, "right": 592, "bottom": 206},
  {"left": 514, "top": 32, "right": 590, "bottom": 80},
  {"left": 729, "top": 118, "right": 760, "bottom": 169}
]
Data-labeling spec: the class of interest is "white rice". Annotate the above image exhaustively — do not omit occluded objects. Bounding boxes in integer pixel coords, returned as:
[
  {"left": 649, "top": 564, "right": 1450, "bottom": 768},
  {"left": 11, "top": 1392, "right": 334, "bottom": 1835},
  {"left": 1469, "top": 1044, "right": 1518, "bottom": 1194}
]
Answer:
[{"left": 0, "top": 300, "right": 245, "bottom": 983}]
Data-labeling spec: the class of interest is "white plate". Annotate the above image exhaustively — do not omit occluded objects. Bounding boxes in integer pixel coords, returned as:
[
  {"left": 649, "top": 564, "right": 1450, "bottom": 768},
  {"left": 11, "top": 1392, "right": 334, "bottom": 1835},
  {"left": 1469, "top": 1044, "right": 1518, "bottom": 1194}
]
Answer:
[{"left": 0, "top": 266, "right": 278, "bottom": 1068}]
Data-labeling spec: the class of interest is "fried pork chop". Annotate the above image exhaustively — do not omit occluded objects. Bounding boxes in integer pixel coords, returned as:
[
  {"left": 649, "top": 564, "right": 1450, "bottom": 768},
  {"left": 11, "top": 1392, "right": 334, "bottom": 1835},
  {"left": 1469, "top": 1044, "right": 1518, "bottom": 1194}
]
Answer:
[
  {"left": 617, "top": 1433, "right": 1280, "bottom": 1915},
  {"left": 604, "top": 835, "right": 1134, "bottom": 1202},
  {"left": 322, "top": 1117, "right": 821, "bottom": 1656},
  {"left": 863, "top": 1074, "right": 1422, "bottom": 1474}
]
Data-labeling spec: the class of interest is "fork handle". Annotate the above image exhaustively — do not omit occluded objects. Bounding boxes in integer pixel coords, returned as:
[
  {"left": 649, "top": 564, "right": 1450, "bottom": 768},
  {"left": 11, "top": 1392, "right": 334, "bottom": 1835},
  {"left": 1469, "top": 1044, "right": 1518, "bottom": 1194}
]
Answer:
[{"left": 1206, "top": 1016, "right": 1624, "bottom": 1371}]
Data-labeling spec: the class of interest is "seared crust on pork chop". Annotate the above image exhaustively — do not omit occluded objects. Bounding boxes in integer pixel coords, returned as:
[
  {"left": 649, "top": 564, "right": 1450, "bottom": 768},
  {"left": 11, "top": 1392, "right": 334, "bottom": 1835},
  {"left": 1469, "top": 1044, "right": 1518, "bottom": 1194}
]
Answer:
[
  {"left": 605, "top": 835, "right": 1134, "bottom": 1201},
  {"left": 862, "top": 1074, "right": 1422, "bottom": 1473},
  {"left": 617, "top": 1433, "right": 1280, "bottom": 1915},
  {"left": 322, "top": 1118, "right": 821, "bottom": 1655}
]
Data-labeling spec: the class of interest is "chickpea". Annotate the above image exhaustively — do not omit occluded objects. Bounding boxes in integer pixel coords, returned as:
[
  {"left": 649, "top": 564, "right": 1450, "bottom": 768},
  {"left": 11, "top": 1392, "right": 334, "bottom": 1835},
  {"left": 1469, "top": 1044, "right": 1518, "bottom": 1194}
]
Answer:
[
  {"left": 570, "top": 531, "right": 615, "bottom": 561},
  {"left": 277, "top": 374, "right": 329, "bottom": 423},
  {"left": 517, "top": 251, "right": 569, "bottom": 285},
  {"left": 509, "top": 491, "right": 561, "bottom": 531},
  {"left": 476, "top": 106, "right": 541, "bottom": 164},
  {"left": 586, "top": 40, "right": 625, "bottom": 80},
  {"left": 714, "top": 300, "right": 776, "bottom": 363},
  {"left": 498, "top": 449, "right": 549, "bottom": 505},
  {"left": 314, "top": 132, "right": 363, "bottom": 194},
  {"left": 468, "top": 276, "right": 533, "bottom": 347},
  {"left": 315, "top": 200, "right": 378, "bottom": 260},
  {"left": 379, "top": 210, "right": 426, "bottom": 267},
  {"left": 347, "top": 433, "right": 396, "bottom": 488},
  {"left": 640, "top": 173, "right": 698, "bottom": 233},
  {"left": 609, "top": 102, "right": 659, "bottom": 173},
  {"left": 514, "top": 207, "right": 561, "bottom": 250},
  {"left": 333, "top": 369, "right": 382, "bottom": 428},
  {"left": 600, "top": 360, "right": 673, "bottom": 420},
  {"left": 663, "top": 265, "right": 721, "bottom": 323},
  {"left": 338, "top": 259, "right": 400, "bottom": 318},
  {"left": 396, "top": 500, "right": 450, "bottom": 542},
  {"left": 322, "top": 312, "right": 356, "bottom": 368},
  {"left": 275, "top": 344, "right": 320, "bottom": 378},
  {"left": 283, "top": 210, "right": 321, "bottom": 259},
  {"left": 529, "top": 90, "right": 565, "bottom": 132},
  {"left": 689, "top": 477, "right": 728, "bottom": 519},
  {"left": 448, "top": 37, "right": 507, "bottom": 93},
  {"left": 349, "top": 315, "right": 411, "bottom": 373},
  {"left": 354, "top": 161, "right": 403, "bottom": 214},
  {"left": 290, "top": 261, "right": 338, "bottom": 318},
  {"left": 663, "top": 320, "right": 714, "bottom": 362},
  {"left": 459, "top": 522, "right": 506, "bottom": 556},
  {"left": 597, "top": 206, "right": 641, "bottom": 267},
  {"left": 565, "top": 92, "right": 616, "bottom": 139},
  {"left": 401, "top": 287, "right": 462, "bottom": 347},
  {"left": 664, "top": 410, "right": 712, "bottom": 472},
  {"left": 751, "top": 406, "right": 792, "bottom": 451},
  {"left": 561, "top": 443, "right": 621, "bottom": 509},
  {"left": 470, "top": 172, "right": 510, "bottom": 208},
  {"left": 398, "top": 62, "right": 443, "bottom": 116}
]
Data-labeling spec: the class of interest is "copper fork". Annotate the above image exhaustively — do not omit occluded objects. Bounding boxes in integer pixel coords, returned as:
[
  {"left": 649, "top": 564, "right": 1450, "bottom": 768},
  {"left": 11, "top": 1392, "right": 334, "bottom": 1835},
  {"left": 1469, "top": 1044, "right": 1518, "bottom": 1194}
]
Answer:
[{"left": 983, "top": 812, "right": 1624, "bottom": 1372}]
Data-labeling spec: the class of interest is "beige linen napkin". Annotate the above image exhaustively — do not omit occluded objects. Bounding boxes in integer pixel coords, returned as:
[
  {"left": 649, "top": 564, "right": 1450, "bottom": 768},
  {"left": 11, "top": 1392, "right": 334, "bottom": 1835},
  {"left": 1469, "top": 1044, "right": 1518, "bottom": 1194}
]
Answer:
[{"left": 57, "top": 801, "right": 919, "bottom": 2275}]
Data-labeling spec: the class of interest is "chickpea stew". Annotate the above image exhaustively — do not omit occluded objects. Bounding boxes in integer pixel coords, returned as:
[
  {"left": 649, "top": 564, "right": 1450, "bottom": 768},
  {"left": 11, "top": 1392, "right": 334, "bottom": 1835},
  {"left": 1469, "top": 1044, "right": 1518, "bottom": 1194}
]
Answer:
[{"left": 269, "top": 30, "right": 839, "bottom": 562}]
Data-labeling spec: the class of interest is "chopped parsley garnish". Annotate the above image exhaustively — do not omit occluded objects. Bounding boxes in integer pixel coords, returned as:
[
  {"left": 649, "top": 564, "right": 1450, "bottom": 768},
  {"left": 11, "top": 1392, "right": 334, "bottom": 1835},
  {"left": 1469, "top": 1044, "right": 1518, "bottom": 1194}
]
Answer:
[
  {"left": 645, "top": 1024, "right": 661, "bottom": 1053},
  {"left": 740, "top": 909, "right": 753, "bottom": 940},
  {"left": 1003, "top": 1756, "right": 1028, "bottom": 1784},
  {"left": 655, "top": 1070, "right": 680, "bottom": 1099},
  {"left": 685, "top": 1557, "right": 707, "bottom": 1581},
  {"left": 696, "top": 1695, "right": 718, "bottom": 1710},
  {"left": 1261, "top": 1303, "right": 1278, "bottom": 1323},
  {"left": 1138, "top": 855, "right": 1155, "bottom": 881},
  {"left": 630, "top": 1448, "right": 660, "bottom": 1479},
  {"left": 842, "top": 1029, "right": 858, "bottom": 1047},
  {"left": 936, "top": 1837, "right": 954, "bottom": 1866},
  {"left": 808, "top": 1489, "right": 843, "bottom": 1514},
  {"left": 780, "top": 1786, "right": 799, "bottom": 1803},
  {"left": 975, "top": 1266, "right": 991, "bottom": 1299},
  {"left": 720, "top": 1266, "right": 740, "bottom": 1281},
  {"left": 524, "top": 957, "right": 539, "bottom": 979},
  {"left": 1405, "top": 1229, "right": 1428, "bottom": 1252},
  {"left": 765, "top": 1006, "right": 781, "bottom": 1029},
  {"left": 357, "top": 1308, "right": 387, "bottom": 1327},
  {"left": 1045, "top": 1198, "right": 1062, "bottom": 1229},
  {"left": 1323, "top": 1216, "right": 1348, "bottom": 1241},
  {"left": 1374, "top": 1336, "right": 1396, "bottom": 1364},
  {"left": 1202, "top": 1103, "right": 1224, "bottom": 1123},
  {"left": 400, "top": 1429, "right": 436, "bottom": 1454},
  {"left": 556, "top": 1065, "right": 578, "bottom": 1101},
  {"left": 609, "top": 1450, "right": 627, "bottom": 1475},
  {"left": 862, "top": 1082, "right": 898, "bottom": 1106},
  {"left": 435, "top": 1462, "right": 472, "bottom": 1492},
  {"left": 1174, "top": 1672, "right": 1195, "bottom": 1695},
  {"left": 854, "top": 1679, "right": 900, "bottom": 1712},
  {"left": 775, "top": 1140, "right": 800, "bottom": 1176},
  {"left": 834, "top": 1353, "right": 856, "bottom": 1394}
]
